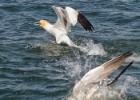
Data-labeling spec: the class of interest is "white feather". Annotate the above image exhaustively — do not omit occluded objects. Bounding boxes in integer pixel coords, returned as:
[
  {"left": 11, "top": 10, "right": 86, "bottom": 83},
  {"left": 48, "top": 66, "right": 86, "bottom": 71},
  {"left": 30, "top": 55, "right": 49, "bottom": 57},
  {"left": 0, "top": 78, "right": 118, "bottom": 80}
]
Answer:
[{"left": 65, "top": 6, "right": 79, "bottom": 26}]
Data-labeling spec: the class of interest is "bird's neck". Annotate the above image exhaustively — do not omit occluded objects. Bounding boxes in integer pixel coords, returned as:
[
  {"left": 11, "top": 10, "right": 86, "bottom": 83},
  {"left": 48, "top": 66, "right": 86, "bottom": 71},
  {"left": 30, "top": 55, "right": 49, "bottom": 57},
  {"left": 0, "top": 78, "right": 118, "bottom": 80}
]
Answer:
[{"left": 43, "top": 22, "right": 53, "bottom": 32}]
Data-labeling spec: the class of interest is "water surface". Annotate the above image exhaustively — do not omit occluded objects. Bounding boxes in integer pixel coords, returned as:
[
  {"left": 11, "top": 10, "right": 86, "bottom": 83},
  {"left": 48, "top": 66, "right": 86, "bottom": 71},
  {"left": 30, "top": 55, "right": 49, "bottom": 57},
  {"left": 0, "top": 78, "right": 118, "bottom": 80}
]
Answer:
[{"left": 0, "top": 0, "right": 140, "bottom": 100}]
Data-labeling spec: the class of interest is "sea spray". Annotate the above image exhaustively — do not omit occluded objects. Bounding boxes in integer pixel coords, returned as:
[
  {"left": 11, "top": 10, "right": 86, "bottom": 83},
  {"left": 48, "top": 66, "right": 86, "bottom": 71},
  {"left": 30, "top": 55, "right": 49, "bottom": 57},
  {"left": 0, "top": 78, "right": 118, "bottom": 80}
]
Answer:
[
  {"left": 74, "top": 40, "right": 107, "bottom": 56},
  {"left": 126, "top": 53, "right": 140, "bottom": 62}
]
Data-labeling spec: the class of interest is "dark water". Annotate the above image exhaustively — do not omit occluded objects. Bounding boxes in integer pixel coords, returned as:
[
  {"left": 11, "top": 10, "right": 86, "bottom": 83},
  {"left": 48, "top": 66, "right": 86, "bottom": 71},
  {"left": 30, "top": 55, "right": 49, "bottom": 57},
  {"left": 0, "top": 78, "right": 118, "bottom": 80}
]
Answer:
[{"left": 0, "top": 0, "right": 140, "bottom": 100}]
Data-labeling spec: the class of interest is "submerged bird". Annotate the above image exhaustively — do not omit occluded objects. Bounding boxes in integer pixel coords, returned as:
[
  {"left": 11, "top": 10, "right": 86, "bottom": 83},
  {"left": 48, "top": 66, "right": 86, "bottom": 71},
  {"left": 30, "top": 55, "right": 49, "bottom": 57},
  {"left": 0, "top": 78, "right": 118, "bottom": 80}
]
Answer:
[
  {"left": 68, "top": 52, "right": 133, "bottom": 100},
  {"left": 38, "top": 6, "right": 94, "bottom": 48}
]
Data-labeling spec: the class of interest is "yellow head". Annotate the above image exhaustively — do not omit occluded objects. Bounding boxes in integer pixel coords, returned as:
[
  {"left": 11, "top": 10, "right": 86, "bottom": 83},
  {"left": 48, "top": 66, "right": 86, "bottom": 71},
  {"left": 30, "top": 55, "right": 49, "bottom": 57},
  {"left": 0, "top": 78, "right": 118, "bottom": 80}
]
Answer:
[{"left": 38, "top": 19, "right": 48, "bottom": 28}]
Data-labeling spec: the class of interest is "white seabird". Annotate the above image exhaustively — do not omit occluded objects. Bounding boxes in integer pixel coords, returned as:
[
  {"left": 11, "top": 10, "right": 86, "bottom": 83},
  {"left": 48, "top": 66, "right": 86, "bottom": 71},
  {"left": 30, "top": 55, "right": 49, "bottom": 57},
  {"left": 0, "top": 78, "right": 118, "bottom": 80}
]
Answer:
[
  {"left": 69, "top": 52, "right": 133, "bottom": 100},
  {"left": 38, "top": 6, "right": 94, "bottom": 48}
]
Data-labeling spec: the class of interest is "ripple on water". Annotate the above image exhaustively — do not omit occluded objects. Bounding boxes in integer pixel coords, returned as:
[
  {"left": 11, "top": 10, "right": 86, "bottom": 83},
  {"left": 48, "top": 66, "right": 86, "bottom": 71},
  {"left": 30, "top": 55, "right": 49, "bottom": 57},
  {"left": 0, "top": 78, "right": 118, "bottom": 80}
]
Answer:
[{"left": 0, "top": 0, "right": 140, "bottom": 100}]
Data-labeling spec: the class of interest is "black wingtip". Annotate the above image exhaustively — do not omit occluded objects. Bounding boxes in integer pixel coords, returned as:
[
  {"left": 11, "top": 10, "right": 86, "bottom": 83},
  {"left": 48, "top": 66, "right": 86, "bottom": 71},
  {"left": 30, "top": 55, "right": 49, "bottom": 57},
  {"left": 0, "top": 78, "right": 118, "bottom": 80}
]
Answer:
[
  {"left": 107, "top": 61, "right": 134, "bottom": 86},
  {"left": 78, "top": 12, "right": 94, "bottom": 32}
]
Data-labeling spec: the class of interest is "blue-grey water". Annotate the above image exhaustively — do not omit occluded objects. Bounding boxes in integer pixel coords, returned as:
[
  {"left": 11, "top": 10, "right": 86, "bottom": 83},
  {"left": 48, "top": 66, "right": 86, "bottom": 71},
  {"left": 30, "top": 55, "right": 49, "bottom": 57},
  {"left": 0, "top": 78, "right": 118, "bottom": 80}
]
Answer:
[{"left": 0, "top": 0, "right": 140, "bottom": 100}]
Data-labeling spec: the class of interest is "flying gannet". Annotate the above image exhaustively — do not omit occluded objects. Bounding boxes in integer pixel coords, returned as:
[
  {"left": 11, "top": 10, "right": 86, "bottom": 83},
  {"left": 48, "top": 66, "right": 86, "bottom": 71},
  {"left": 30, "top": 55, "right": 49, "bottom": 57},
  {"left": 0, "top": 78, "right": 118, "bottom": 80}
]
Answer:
[
  {"left": 38, "top": 6, "right": 94, "bottom": 48},
  {"left": 69, "top": 52, "right": 133, "bottom": 100}
]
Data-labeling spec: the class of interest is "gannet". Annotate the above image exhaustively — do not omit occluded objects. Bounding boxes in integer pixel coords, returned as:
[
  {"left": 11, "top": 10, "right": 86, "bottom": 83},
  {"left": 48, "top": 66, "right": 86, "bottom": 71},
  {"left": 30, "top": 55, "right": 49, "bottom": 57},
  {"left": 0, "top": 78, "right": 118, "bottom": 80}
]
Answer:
[
  {"left": 38, "top": 6, "right": 94, "bottom": 48},
  {"left": 69, "top": 52, "right": 133, "bottom": 100}
]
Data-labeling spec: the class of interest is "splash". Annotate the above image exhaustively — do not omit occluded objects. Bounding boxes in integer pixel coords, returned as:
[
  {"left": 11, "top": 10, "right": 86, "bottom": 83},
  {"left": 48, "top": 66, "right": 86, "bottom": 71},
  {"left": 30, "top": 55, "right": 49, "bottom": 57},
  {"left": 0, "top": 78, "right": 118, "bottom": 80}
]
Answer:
[
  {"left": 56, "top": 48, "right": 139, "bottom": 100},
  {"left": 62, "top": 60, "right": 82, "bottom": 81},
  {"left": 76, "top": 40, "right": 107, "bottom": 56},
  {"left": 59, "top": 53, "right": 95, "bottom": 82},
  {"left": 25, "top": 40, "right": 107, "bottom": 56},
  {"left": 126, "top": 53, "right": 140, "bottom": 62}
]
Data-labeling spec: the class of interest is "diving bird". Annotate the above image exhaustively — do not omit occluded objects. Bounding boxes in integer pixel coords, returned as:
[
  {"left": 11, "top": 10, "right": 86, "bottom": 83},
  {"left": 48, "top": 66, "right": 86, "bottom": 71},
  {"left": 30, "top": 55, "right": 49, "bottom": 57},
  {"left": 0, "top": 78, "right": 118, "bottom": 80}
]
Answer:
[
  {"left": 38, "top": 6, "right": 94, "bottom": 48},
  {"left": 69, "top": 52, "right": 133, "bottom": 100}
]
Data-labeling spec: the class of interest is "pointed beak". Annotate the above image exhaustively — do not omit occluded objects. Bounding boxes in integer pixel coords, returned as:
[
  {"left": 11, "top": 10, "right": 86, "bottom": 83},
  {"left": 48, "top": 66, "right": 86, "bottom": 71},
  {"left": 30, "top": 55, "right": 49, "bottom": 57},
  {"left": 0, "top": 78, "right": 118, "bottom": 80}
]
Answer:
[{"left": 34, "top": 21, "right": 40, "bottom": 26}]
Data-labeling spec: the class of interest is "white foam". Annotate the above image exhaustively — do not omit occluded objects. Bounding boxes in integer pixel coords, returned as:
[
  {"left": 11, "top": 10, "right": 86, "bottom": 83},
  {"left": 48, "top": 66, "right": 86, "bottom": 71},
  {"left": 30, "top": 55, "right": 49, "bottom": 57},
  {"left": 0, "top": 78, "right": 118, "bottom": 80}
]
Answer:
[
  {"left": 59, "top": 55, "right": 93, "bottom": 82},
  {"left": 78, "top": 40, "right": 107, "bottom": 56},
  {"left": 64, "top": 61, "right": 82, "bottom": 80}
]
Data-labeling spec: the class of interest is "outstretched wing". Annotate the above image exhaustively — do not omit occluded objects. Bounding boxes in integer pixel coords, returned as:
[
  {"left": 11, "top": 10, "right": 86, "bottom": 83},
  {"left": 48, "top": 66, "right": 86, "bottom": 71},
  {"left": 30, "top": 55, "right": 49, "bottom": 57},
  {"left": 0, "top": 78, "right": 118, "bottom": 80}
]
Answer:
[
  {"left": 78, "top": 12, "right": 94, "bottom": 32},
  {"left": 65, "top": 6, "right": 94, "bottom": 32},
  {"left": 80, "top": 52, "right": 132, "bottom": 85},
  {"left": 52, "top": 6, "right": 67, "bottom": 28}
]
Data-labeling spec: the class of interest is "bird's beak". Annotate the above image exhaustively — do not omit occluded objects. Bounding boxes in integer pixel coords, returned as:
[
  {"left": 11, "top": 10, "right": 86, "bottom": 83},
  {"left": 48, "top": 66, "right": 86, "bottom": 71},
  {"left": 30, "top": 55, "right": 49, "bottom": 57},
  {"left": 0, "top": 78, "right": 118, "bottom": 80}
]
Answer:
[{"left": 34, "top": 21, "right": 40, "bottom": 26}]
